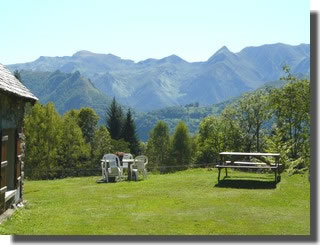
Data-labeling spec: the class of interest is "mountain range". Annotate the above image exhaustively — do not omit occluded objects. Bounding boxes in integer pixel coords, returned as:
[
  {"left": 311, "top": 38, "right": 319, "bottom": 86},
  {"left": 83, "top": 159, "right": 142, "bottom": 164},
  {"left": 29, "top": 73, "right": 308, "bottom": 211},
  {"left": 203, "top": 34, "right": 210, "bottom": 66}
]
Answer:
[
  {"left": 6, "top": 43, "right": 310, "bottom": 140},
  {"left": 8, "top": 43, "right": 310, "bottom": 112}
]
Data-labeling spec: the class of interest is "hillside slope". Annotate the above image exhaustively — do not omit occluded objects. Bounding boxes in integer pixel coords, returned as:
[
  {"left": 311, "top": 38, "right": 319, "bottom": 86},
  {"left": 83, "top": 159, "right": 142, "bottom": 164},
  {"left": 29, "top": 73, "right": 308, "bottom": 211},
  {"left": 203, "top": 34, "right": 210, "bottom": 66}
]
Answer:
[{"left": 19, "top": 70, "right": 112, "bottom": 121}]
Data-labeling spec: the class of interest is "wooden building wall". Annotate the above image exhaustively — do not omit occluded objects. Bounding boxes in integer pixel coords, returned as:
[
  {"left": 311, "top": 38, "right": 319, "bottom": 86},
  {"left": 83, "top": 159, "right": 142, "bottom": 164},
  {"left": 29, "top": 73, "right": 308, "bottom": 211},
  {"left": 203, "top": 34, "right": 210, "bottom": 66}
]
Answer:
[{"left": 0, "top": 92, "right": 25, "bottom": 215}]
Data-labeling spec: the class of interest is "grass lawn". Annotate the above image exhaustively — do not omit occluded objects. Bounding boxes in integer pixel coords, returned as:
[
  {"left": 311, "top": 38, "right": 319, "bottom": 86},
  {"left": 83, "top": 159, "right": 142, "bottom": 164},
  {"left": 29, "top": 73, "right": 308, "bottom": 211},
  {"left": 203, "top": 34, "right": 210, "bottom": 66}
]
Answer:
[{"left": 0, "top": 168, "right": 310, "bottom": 235}]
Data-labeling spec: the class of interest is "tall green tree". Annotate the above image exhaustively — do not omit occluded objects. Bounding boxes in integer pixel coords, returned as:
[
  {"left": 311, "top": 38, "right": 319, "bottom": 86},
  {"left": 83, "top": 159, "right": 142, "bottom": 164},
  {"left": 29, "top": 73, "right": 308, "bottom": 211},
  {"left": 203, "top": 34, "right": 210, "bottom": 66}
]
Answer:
[
  {"left": 24, "top": 102, "right": 62, "bottom": 179},
  {"left": 121, "top": 109, "right": 140, "bottom": 155},
  {"left": 230, "top": 89, "right": 271, "bottom": 152},
  {"left": 195, "top": 90, "right": 272, "bottom": 165},
  {"left": 78, "top": 107, "right": 99, "bottom": 144},
  {"left": 220, "top": 106, "right": 244, "bottom": 152},
  {"left": 91, "top": 125, "right": 112, "bottom": 168},
  {"left": 57, "top": 113, "right": 90, "bottom": 177},
  {"left": 268, "top": 66, "right": 310, "bottom": 173},
  {"left": 170, "top": 121, "right": 192, "bottom": 171},
  {"left": 196, "top": 116, "right": 230, "bottom": 165},
  {"left": 106, "top": 97, "right": 124, "bottom": 140},
  {"left": 146, "top": 121, "right": 171, "bottom": 172}
]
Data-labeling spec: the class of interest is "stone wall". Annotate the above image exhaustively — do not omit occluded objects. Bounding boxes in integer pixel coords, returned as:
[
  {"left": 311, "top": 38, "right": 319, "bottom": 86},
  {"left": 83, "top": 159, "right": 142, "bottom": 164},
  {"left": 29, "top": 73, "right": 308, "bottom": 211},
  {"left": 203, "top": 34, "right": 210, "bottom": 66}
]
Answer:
[{"left": 20, "top": 132, "right": 26, "bottom": 202}]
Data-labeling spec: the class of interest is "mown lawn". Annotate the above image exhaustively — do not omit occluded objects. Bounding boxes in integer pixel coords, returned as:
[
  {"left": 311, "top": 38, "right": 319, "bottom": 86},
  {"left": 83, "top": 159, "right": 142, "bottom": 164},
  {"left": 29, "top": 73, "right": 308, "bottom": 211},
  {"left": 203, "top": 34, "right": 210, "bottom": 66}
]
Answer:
[{"left": 0, "top": 168, "right": 310, "bottom": 235}]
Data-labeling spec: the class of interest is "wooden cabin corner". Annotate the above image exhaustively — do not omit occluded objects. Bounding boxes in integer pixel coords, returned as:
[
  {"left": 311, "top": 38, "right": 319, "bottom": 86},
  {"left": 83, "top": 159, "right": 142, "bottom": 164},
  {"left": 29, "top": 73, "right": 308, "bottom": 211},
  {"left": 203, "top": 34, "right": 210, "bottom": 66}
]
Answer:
[{"left": 0, "top": 63, "right": 38, "bottom": 215}]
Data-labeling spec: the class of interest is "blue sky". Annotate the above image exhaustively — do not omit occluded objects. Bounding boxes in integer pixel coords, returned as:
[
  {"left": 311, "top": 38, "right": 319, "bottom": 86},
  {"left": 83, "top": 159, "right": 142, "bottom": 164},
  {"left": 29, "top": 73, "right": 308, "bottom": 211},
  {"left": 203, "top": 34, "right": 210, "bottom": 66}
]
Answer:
[{"left": 0, "top": 0, "right": 310, "bottom": 65}]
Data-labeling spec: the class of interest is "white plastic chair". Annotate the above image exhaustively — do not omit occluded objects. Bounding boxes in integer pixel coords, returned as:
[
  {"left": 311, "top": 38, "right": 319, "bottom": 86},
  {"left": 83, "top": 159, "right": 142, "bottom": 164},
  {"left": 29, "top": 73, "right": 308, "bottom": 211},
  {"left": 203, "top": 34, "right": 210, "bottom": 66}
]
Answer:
[
  {"left": 132, "top": 155, "right": 148, "bottom": 180},
  {"left": 122, "top": 153, "right": 133, "bottom": 168},
  {"left": 123, "top": 153, "right": 133, "bottom": 159},
  {"left": 101, "top": 154, "right": 123, "bottom": 182}
]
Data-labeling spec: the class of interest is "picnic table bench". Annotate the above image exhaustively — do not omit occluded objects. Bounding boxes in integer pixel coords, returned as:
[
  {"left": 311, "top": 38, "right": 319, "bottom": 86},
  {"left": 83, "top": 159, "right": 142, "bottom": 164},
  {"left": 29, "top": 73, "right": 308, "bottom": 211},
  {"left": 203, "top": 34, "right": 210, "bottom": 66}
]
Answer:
[{"left": 216, "top": 152, "right": 282, "bottom": 183}]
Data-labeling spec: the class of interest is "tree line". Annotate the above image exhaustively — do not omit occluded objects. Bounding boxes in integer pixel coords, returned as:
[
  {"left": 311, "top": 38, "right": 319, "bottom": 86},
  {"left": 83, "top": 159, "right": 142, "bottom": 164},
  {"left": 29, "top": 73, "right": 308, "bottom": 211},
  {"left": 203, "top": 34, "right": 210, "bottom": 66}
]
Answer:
[
  {"left": 23, "top": 67, "right": 310, "bottom": 179},
  {"left": 146, "top": 67, "right": 310, "bottom": 174},
  {"left": 24, "top": 97, "right": 140, "bottom": 179}
]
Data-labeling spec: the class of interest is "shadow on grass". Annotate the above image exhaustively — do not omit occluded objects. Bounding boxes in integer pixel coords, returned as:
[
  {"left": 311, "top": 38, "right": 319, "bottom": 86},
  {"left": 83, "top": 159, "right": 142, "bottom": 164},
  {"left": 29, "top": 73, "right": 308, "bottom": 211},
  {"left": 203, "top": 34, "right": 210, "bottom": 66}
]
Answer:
[
  {"left": 96, "top": 179, "right": 117, "bottom": 184},
  {"left": 228, "top": 175, "right": 273, "bottom": 180},
  {"left": 215, "top": 178, "right": 277, "bottom": 189}
]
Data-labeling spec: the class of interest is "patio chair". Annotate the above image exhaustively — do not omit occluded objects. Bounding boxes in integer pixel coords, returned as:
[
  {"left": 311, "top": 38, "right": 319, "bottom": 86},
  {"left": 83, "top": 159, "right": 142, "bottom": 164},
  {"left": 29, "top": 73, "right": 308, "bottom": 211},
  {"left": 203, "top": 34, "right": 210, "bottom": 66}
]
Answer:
[
  {"left": 101, "top": 154, "right": 123, "bottom": 182},
  {"left": 122, "top": 153, "right": 133, "bottom": 168},
  {"left": 132, "top": 155, "right": 148, "bottom": 180}
]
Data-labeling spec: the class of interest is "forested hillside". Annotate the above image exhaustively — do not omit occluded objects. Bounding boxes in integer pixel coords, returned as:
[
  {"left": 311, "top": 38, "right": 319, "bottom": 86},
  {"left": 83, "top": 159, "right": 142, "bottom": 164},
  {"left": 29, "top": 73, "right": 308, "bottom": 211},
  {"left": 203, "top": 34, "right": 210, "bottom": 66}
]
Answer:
[
  {"left": 23, "top": 67, "right": 310, "bottom": 179},
  {"left": 18, "top": 69, "right": 237, "bottom": 140},
  {"left": 134, "top": 99, "right": 236, "bottom": 141},
  {"left": 18, "top": 69, "right": 298, "bottom": 141},
  {"left": 19, "top": 70, "right": 113, "bottom": 123}
]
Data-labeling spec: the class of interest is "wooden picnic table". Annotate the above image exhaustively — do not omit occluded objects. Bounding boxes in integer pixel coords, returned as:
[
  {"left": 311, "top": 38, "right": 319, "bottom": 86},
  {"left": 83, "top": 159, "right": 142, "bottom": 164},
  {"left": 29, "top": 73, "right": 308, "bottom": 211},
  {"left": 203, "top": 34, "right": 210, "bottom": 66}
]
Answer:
[{"left": 216, "top": 152, "right": 282, "bottom": 183}]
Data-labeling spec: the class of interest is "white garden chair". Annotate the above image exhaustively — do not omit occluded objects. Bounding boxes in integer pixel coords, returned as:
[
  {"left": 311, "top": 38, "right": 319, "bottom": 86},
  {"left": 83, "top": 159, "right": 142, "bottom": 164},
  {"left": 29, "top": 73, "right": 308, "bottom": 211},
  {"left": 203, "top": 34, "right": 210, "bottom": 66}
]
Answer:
[
  {"left": 122, "top": 153, "right": 133, "bottom": 168},
  {"left": 101, "top": 154, "right": 123, "bottom": 182},
  {"left": 131, "top": 155, "right": 148, "bottom": 180}
]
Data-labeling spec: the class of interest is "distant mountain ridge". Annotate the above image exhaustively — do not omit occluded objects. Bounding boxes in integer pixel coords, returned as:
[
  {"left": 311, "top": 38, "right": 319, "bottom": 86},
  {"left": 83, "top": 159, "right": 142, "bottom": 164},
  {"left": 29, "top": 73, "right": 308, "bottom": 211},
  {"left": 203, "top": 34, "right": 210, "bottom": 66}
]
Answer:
[{"left": 8, "top": 43, "right": 310, "bottom": 112}]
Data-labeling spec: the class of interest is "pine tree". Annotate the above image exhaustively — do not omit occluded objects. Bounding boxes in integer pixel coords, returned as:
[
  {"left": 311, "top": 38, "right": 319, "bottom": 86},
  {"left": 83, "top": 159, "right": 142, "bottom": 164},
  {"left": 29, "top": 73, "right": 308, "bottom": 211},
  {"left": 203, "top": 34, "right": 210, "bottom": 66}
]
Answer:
[
  {"left": 106, "top": 97, "right": 124, "bottom": 140},
  {"left": 121, "top": 109, "right": 140, "bottom": 155}
]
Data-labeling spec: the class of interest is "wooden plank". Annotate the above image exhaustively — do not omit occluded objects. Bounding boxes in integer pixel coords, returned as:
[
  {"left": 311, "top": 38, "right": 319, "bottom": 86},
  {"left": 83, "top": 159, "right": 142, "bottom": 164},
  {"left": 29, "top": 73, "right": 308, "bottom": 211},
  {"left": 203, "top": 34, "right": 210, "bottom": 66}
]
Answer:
[
  {"left": 1, "top": 136, "right": 8, "bottom": 142},
  {"left": 1, "top": 161, "right": 8, "bottom": 168},
  {"left": 216, "top": 165, "right": 278, "bottom": 169},
  {"left": 5, "top": 190, "right": 16, "bottom": 202},
  {"left": 0, "top": 186, "right": 7, "bottom": 194},
  {"left": 233, "top": 161, "right": 267, "bottom": 165},
  {"left": 219, "top": 152, "right": 280, "bottom": 157}
]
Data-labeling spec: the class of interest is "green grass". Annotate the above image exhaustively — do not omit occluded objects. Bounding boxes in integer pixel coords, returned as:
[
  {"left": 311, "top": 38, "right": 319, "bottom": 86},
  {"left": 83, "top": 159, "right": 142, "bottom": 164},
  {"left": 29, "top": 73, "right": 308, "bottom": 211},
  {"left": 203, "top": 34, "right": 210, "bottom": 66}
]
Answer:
[{"left": 0, "top": 168, "right": 310, "bottom": 235}]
